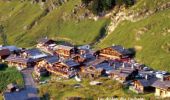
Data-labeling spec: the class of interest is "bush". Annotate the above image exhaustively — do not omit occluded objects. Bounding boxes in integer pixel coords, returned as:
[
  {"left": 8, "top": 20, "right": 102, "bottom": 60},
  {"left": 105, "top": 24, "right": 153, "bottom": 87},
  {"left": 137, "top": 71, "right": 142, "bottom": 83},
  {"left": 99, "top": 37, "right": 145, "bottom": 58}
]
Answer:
[
  {"left": 0, "top": 67, "right": 24, "bottom": 92},
  {"left": 82, "top": 0, "right": 135, "bottom": 14}
]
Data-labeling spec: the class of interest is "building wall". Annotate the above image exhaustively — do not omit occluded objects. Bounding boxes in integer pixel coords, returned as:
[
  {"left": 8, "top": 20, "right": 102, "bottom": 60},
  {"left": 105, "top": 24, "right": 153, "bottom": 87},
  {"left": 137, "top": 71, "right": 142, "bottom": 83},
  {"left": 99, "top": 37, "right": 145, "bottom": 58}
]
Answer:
[{"left": 155, "top": 88, "right": 170, "bottom": 98}]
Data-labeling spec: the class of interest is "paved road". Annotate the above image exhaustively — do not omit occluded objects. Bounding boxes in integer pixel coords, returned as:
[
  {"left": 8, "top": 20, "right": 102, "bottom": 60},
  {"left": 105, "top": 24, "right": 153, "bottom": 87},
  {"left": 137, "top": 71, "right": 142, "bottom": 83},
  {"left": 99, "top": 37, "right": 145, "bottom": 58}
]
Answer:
[{"left": 4, "top": 68, "right": 40, "bottom": 100}]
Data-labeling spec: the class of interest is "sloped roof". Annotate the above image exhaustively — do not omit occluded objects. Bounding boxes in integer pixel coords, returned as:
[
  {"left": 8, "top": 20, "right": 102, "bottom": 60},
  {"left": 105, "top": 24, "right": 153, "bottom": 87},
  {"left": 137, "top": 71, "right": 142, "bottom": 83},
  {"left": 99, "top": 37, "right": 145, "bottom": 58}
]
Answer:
[
  {"left": 1, "top": 46, "right": 20, "bottom": 52},
  {"left": 5, "top": 55, "right": 34, "bottom": 63},
  {"left": 111, "top": 45, "right": 131, "bottom": 55},
  {"left": 152, "top": 80, "right": 170, "bottom": 89},
  {"left": 25, "top": 48, "right": 47, "bottom": 59},
  {"left": 95, "top": 62, "right": 114, "bottom": 71},
  {"left": 38, "top": 38, "right": 54, "bottom": 44},
  {"left": 44, "top": 56, "right": 59, "bottom": 64},
  {"left": 55, "top": 45, "right": 74, "bottom": 51},
  {"left": 136, "top": 78, "right": 158, "bottom": 87},
  {"left": 110, "top": 68, "right": 135, "bottom": 78},
  {"left": 87, "top": 58, "right": 106, "bottom": 66},
  {"left": 63, "top": 59, "right": 79, "bottom": 67}
]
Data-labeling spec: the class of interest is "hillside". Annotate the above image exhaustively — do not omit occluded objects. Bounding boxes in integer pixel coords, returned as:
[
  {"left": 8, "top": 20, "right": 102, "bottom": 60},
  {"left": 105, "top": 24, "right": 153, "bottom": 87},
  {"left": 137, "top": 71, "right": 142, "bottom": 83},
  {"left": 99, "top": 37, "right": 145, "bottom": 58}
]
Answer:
[
  {"left": 0, "top": 0, "right": 109, "bottom": 47},
  {"left": 0, "top": 0, "right": 170, "bottom": 72}
]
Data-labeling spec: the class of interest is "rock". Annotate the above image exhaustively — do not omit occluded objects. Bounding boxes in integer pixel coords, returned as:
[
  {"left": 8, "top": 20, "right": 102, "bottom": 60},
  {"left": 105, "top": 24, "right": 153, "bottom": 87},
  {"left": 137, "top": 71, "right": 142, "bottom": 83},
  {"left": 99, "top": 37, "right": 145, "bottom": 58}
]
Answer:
[
  {"left": 90, "top": 81, "right": 102, "bottom": 85},
  {"left": 73, "top": 84, "right": 82, "bottom": 88}
]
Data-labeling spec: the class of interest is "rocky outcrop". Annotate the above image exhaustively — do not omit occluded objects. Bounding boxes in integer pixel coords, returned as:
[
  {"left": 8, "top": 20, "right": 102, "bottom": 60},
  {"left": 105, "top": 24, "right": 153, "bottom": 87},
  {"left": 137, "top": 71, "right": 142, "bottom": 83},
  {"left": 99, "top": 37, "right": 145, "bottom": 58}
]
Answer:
[
  {"left": 107, "top": 2, "right": 170, "bottom": 35},
  {"left": 91, "top": 2, "right": 170, "bottom": 46}
]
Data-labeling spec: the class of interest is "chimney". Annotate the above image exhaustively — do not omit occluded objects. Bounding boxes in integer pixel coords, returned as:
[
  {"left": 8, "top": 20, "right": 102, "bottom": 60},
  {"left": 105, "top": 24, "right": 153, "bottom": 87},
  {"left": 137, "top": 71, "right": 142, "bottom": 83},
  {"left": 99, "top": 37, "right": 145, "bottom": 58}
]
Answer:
[
  {"left": 131, "top": 64, "right": 134, "bottom": 69},
  {"left": 160, "top": 76, "right": 164, "bottom": 81},
  {"left": 122, "top": 63, "right": 125, "bottom": 68},
  {"left": 145, "top": 74, "right": 149, "bottom": 80}
]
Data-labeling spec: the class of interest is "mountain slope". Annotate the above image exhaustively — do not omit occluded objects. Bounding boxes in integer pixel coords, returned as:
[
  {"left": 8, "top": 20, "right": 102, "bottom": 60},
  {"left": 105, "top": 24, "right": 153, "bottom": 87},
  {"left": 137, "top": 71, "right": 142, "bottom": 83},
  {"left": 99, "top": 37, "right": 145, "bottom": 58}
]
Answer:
[
  {"left": 0, "top": 0, "right": 109, "bottom": 47},
  {"left": 0, "top": 0, "right": 170, "bottom": 71},
  {"left": 96, "top": 9, "right": 170, "bottom": 72}
]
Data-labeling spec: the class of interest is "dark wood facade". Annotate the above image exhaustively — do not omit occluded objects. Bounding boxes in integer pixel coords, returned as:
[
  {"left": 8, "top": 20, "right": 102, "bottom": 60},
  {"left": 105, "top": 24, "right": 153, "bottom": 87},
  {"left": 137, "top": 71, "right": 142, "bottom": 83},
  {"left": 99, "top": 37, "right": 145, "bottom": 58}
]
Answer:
[
  {"left": 98, "top": 47, "right": 123, "bottom": 59},
  {"left": 46, "top": 62, "right": 78, "bottom": 78},
  {"left": 5, "top": 55, "right": 35, "bottom": 70},
  {"left": 55, "top": 45, "right": 75, "bottom": 58},
  {"left": 110, "top": 68, "right": 138, "bottom": 83},
  {"left": 131, "top": 79, "right": 156, "bottom": 93},
  {"left": 0, "top": 49, "right": 10, "bottom": 60},
  {"left": 81, "top": 66, "right": 104, "bottom": 79}
]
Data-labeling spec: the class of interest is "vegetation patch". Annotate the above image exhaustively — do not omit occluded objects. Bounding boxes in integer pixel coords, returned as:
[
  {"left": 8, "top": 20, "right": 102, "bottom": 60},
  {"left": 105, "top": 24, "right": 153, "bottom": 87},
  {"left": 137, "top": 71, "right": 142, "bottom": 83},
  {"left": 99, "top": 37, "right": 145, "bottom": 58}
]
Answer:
[
  {"left": 0, "top": 64, "right": 24, "bottom": 92},
  {"left": 38, "top": 77, "right": 154, "bottom": 100},
  {"left": 96, "top": 9, "right": 170, "bottom": 72}
]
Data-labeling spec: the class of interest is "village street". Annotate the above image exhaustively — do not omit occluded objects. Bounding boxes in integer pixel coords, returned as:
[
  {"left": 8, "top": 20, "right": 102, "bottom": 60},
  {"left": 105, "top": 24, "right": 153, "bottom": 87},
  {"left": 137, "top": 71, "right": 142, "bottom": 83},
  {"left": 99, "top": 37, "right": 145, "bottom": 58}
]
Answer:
[{"left": 4, "top": 68, "right": 40, "bottom": 100}]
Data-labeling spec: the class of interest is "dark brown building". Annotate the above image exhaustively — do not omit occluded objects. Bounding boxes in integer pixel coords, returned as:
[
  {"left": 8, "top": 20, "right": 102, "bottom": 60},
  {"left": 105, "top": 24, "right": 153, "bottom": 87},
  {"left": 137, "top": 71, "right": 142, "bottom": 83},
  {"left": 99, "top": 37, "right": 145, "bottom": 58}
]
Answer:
[
  {"left": 98, "top": 45, "right": 133, "bottom": 59},
  {"left": 46, "top": 59, "right": 80, "bottom": 78},
  {"left": 110, "top": 67, "right": 138, "bottom": 83},
  {"left": 5, "top": 55, "right": 35, "bottom": 70},
  {"left": 0, "top": 49, "right": 10, "bottom": 60},
  {"left": 54, "top": 45, "right": 75, "bottom": 58}
]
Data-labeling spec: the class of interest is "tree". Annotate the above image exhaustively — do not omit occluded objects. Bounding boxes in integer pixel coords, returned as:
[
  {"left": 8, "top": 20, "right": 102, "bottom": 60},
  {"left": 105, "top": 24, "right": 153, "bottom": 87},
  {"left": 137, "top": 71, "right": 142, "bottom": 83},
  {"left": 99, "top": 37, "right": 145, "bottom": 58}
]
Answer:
[{"left": 82, "top": 0, "right": 134, "bottom": 15}]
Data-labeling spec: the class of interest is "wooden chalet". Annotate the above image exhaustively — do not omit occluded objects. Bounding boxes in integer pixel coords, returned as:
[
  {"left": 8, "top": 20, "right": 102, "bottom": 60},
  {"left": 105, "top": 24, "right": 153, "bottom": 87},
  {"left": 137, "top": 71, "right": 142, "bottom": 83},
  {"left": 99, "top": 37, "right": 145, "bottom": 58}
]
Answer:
[
  {"left": 46, "top": 59, "right": 80, "bottom": 78},
  {"left": 77, "top": 45, "right": 91, "bottom": 55},
  {"left": 78, "top": 49, "right": 89, "bottom": 55},
  {"left": 5, "top": 55, "right": 35, "bottom": 70},
  {"left": 0, "top": 48, "right": 10, "bottom": 60},
  {"left": 110, "top": 67, "right": 138, "bottom": 83},
  {"left": 72, "top": 53, "right": 95, "bottom": 64},
  {"left": 81, "top": 58, "right": 109, "bottom": 79},
  {"left": 152, "top": 80, "right": 170, "bottom": 98},
  {"left": 130, "top": 76, "right": 157, "bottom": 94},
  {"left": 1, "top": 46, "right": 21, "bottom": 53},
  {"left": 72, "top": 55, "right": 86, "bottom": 64},
  {"left": 98, "top": 45, "right": 133, "bottom": 59},
  {"left": 37, "top": 38, "right": 55, "bottom": 47},
  {"left": 34, "top": 56, "right": 59, "bottom": 77},
  {"left": 54, "top": 45, "right": 75, "bottom": 58},
  {"left": 37, "top": 38, "right": 56, "bottom": 54}
]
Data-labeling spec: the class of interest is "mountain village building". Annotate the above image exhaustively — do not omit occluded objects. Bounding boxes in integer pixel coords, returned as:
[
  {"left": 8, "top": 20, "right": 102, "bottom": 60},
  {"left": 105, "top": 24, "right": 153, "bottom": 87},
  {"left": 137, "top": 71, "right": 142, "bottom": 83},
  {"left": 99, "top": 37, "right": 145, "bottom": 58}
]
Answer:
[{"left": 98, "top": 45, "right": 133, "bottom": 59}]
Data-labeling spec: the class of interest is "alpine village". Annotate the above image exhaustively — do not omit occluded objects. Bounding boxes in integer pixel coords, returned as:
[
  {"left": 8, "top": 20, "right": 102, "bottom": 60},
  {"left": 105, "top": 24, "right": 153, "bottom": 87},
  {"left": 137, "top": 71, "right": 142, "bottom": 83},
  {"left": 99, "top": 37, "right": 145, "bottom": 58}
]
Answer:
[
  {"left": 0, "top": 37, "right": 169, "bottom": 100},
  {"left": 0, "top": 0, "right": 170, "bottom": 100}
]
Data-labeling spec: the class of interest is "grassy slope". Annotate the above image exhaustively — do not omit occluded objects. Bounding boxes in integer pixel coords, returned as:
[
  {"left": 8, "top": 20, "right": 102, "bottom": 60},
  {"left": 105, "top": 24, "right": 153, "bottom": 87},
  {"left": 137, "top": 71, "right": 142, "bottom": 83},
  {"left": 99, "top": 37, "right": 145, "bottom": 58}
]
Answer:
[
  {"left": 130, "top": 0, "right": 170, "bottom": 12},
  {"left": 96, "top": 9, "right": 170, "bottom": 72},
  {"left": 0, "top": 0, "right": 109, "bottom": 47},
  {"left": 0, "top": 66, "right": 24, "bottom": 92},
  {"left": 39, "top": 77, "right": 154, "bottom": 100}
]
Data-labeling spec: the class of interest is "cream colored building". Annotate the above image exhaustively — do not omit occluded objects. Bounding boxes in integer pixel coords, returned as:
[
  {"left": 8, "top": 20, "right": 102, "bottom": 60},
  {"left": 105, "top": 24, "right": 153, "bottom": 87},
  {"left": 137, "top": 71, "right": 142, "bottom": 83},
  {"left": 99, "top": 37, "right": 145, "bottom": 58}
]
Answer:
[{"left": 152, "top": 80, "right": 170, "bottom": 98}]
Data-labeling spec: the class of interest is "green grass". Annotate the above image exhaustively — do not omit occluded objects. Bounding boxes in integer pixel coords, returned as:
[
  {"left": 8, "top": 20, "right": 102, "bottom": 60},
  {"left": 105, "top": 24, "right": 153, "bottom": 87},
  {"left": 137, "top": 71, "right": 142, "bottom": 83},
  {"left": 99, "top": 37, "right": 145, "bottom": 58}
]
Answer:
[
  {"left": 96, "top": 9, "right": 170, "bottom": 72},
  {"left": 38, "top": 77, "right": 155, "bottom": 100},
  {"left": 0, "top": 64, "right": 24, "bottom": 92},
  {"left": 0, "top": 0, "right": 109, "bottom": 47},
  {"left": 130, "top": 0, "right": 170, "bottom": 12},
  {"left": 0, "top": 0, "right": 170, "bottom": 99}
]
